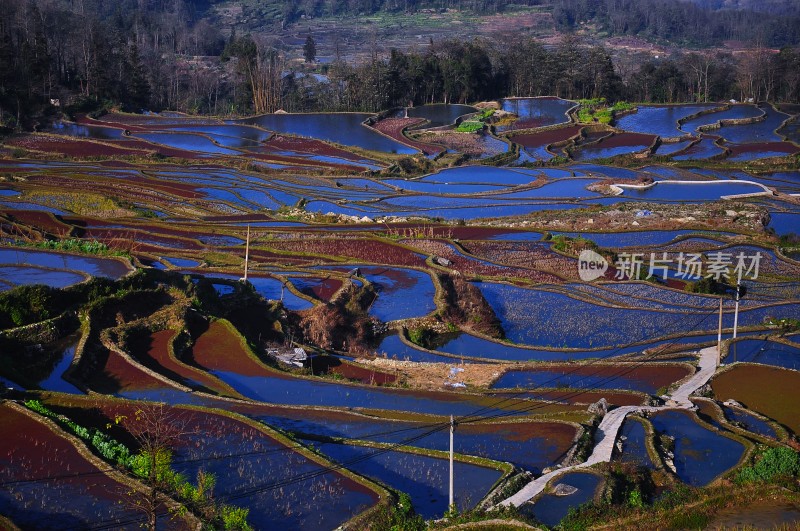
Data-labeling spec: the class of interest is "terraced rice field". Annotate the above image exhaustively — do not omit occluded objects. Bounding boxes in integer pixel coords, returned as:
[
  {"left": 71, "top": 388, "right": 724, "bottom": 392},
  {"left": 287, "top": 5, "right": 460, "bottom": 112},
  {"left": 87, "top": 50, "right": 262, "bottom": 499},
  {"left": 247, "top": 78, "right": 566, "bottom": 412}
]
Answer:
[{"left": 1, "top": 102, "right": 799, "bottom": 529}]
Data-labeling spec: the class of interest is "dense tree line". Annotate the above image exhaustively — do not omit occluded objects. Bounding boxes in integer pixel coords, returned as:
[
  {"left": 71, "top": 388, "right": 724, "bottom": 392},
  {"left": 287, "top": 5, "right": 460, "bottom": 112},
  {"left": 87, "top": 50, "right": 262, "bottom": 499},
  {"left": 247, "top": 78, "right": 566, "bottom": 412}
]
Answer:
[
  {"left": 1, "top": 0, "right": 799, "bottom": 129},
  {"left": 551, "top": 0, "right": 800, "bottom": 47}
]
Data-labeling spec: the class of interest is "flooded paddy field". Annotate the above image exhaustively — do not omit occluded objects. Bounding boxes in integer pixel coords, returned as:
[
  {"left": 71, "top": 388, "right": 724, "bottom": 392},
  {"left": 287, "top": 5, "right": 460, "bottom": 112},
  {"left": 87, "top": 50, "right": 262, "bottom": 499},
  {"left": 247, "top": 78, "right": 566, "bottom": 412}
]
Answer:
[{"left": 1, "top": 101, "right": 799, "bottom": 528}]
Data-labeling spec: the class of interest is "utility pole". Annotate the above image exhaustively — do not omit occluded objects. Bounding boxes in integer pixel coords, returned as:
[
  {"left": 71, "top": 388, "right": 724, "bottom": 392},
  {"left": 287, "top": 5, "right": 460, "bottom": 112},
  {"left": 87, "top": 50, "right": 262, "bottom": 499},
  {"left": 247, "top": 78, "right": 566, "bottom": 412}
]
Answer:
[
  {"left": 732, "top": 268, "right": 744, "bottom": 340},
  {"left": 732, "top": 268, "right": 747, "bottom": 363},
  {"left": 242, "top": 224, "right": 250, "bottom": 282},
  {"left": 449, "top": 415, "right": 455, "bottom": 512},
  {"left": 717, "top": 296, "right": 723, "bottom": 367}
]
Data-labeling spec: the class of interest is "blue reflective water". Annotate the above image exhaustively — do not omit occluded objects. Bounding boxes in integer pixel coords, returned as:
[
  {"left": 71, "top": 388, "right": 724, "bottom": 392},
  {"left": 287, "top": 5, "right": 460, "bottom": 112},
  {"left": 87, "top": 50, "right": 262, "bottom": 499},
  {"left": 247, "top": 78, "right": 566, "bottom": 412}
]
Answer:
[
  {"left": 617, "top": 419, "right": 655, "bottom": 469},
  {"left": 405, "top": 104, "right": 477, "bottom": 127},
  {"left": 318, "top": 266, "right": 435, "bottom": 321},
  {"left": 650, "top": 410, "right": 745, "bottom": 486},
  {"left": 419, "top": 166, "right": 540, "bottom": 186},
  {"left": 259, "top": 411, "right": 569, "bottom": 473},
  {"left": 619, "top": 181, "right": 765, "bottom": 200},
  {"left": 0, "top": 265, "right": 87, "bottom": 288},
  {"left": 37, "top": 343, "right": 84, "bottom": 394},
  {"left": 375, "top": 334, "right": 476, "bottom": 363},
  {"left": 498, "top": 98, "right": 575, "bottom": 131},
  {"left": 134, "top": 132, "right": 242, "bottom": 155},
  {"left": 616, "top": 105, "right": 715, "bottom": 138},
  {"left": 242, "top": 113, "right": 417, "bottom": 154},
  {"left": 476, "top": 283, "right": 796, "bottom": 350},
  {"left": 161, "top": 256, "right": 201, "bottom": 268},
  {"left": 655, "top": 140, "right": 695, "bottom": 155},
  {"left": 191, "top": 272, "right": 314, "bottom": 311},
  {"left": 723, "top": 406, "right": 777, "bottom": 439},
  {"left": 382, "top": 179, "right": 507, "bottom": 194},
  {"left": 211, "top": 370, "right": 523, "bottom": 417},
  {"left": 680, "top": 105, "right": 763, "bottom": 134},
  {"left": 571, "top": 138, "right": 653, "bottom": 161},
  {"left": 728, "top": 145, "right": 798, "bottom": 161},
  {"left": 723, "top": 339, "right": 800, "bottom": 370},
  {"left": 50, "top": 121, "right": 125, "bottom": 139},
  {"left": 768, "top": 212, "right": 800, "bottom": 236},
  {"left": 491, "top": 366, "right": 666, "bottom": 394},
  {"left": 0, "top": 248, "right": 131, "bottom": 279},
  {"left": 672, "top": 138, "right": 725, "bottom": 160},
  {"left": 714, "top": 105, "right": 789, "bottom": 143},
  {"left": 434, "top": 330, "right": 732, "bottom": 362},
  {"left": 312, "top": 442, "right": 502, "bottom": 519},
  {"left": 523, "top": 472, "right": 601, "bottom": 527}
]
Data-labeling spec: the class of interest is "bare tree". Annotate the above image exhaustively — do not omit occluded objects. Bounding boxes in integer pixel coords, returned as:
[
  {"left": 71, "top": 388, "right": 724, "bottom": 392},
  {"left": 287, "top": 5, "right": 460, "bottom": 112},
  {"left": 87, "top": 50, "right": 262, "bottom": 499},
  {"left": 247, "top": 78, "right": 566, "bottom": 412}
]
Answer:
[{"left": 120, "top": 403, "right": 189, "bottom": 531}]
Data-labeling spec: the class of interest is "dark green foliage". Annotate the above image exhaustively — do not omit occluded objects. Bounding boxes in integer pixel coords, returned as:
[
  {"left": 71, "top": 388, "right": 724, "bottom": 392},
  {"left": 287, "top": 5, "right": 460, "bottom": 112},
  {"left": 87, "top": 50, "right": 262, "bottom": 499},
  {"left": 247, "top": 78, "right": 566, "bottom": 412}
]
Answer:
[
  {"left": 736, "top": 447, "right": 800, "bottom": 484},
  {"left": 0, "top": 285, "right": 67, "bottom": 328},
  {"left": 407, "top": 326, "right": 435, "bottom": 348},
  {"left": 368, "top": 492, "right": 425, "bottom": 531},
  {"left": 303, "top": 35, "right": 316, "bottom": 63},
  {"left": 687, "top": 276, "right": 729, "bottom": 295}
]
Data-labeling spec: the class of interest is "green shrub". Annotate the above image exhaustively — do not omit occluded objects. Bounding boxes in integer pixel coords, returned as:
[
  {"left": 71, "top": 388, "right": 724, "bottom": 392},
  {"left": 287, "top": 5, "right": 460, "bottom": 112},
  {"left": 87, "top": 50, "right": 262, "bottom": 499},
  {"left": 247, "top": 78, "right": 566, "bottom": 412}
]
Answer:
[
  {"left": 407, "top": 326, "right": 435, "bottom": 348},
  {"left": 221, "top": 505, "right": 252, "bottom": 531},
  {"left": 455, "top": 120, "right": 484, "bottom": 133},
  {"left": 736, "top": 447, "right": 800, "bottom": 484}
]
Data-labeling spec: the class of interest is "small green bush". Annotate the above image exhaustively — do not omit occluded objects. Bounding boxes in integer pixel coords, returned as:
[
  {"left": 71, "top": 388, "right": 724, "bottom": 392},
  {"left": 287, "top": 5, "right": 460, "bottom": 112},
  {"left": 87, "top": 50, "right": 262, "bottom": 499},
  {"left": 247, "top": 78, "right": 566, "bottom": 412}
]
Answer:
[
  {"left": 455, "top": 120, "right": 484, "bottom": 133},
  {"left": 736, "top": 447, "right": 800, "bottom": 484}
]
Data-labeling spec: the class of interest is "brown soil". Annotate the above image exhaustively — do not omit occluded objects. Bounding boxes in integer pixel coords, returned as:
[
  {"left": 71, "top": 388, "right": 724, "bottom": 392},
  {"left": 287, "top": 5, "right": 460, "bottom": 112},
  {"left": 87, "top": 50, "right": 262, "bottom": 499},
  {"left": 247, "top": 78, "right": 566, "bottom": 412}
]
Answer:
[
  {"left": 190, "top": 320, "right": 277, "bottom": 377},
  {"left": 0, "top": 403, "right": 141, "bottom": 505},
  {"left": 370, "top": 117, "right": 445, "bottom": 156},
  {"left": 8, "top": 134, "right": 152, "bottom": 158},
  {"left": 84, "top": 348, "right": 172, "bottom": 394},
  {"left": 712, "top": 364, "right": 800, "bottom": 435},
  {"left": 510, "top": 125, "right": 583, "bottom": 147},
  {"left": 132, "top": 329, "right": 241, "bottom": 397}
]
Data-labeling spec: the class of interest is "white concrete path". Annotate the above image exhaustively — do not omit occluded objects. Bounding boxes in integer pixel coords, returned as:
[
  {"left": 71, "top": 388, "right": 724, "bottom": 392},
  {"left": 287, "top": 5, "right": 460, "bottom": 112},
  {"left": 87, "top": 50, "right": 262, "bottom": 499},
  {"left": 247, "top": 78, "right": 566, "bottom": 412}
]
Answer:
[{"left": 499, "top": 346, "right": 718, "bottom": 507}]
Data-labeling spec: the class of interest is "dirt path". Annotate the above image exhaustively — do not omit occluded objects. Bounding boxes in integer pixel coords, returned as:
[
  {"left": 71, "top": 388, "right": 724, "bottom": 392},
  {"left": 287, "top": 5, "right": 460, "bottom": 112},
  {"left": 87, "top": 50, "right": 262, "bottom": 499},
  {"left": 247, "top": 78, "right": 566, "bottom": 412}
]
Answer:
[{"left": 499, "top": 346, "right": 719, "bottom": 507}]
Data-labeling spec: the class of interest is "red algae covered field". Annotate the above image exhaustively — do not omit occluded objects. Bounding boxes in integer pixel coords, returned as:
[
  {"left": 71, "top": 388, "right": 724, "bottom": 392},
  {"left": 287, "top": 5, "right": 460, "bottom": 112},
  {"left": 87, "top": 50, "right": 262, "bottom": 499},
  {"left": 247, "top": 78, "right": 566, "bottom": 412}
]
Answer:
[
  {"left": 0, "top": 403, "right": 160, "bottom": 530},
  {"left": 712, "top": 364, "right": 800, "bottom": 435},
  {"left": 190, "top": 320, "right": 276, "bottom": 377}
]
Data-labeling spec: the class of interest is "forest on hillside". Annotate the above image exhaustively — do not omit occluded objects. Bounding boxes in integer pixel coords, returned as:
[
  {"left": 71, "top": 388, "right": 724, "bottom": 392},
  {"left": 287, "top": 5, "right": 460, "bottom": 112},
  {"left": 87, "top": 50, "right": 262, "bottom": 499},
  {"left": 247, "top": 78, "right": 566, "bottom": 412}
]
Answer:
[{"left": 1, "top": 0, "right": 799, "bottom": 129}]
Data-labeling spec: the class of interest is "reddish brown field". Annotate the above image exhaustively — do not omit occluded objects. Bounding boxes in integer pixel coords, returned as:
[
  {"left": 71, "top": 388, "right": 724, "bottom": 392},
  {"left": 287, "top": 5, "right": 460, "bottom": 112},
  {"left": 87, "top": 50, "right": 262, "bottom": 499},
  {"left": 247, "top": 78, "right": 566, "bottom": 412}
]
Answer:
[
  {"left": 0, "top": 403, "right": 115, "bottom": 483},
  {"left": 402, "top": 238, "right": 562, "bottom": 283},
  {"left": 0, "top": 403, "right": 149, "bottom": 525},
  {"left": 190, "top": 320, "right": 277, "bottom": 377},
  {"left": 370, "top": 117, "right": 445, "bottom": 156},
  {"left": 25, "top": 173, "right": 203, "bottom": 202},
  {"left": 105, "top": 139, "right": 207, "bottom": 159},
  {"left": 312, "top": 356, "right": 397, "bottom": 385},
  {"left": 262, "top": 134, "right": 378, "bottom": 164},
  {"left": 588, "top": 132, "right": 656, "bottom": 148},
  {"left": 84, "top": 349, "right": 175, "bottom": 394},
  {"left": 294, "top": 276, "right": 344, "bottom": 301},
  {"left": 265, "top": 238, "right": 425, "bottom": 267},
  {"left": 8, "top": 134, "right": 152, "bottom": 158},
  {"left": 712, "top": 364, "right": 800, "bottom": 435},
  {"left": 461, "top": 240, "right": 581, "bottom": 280},
  {"left": 75, "top": 113, "right": 149, "bottom": 131},
  {"left": 133, "top": 330, "right": 242, "bottom": 397},
  {"left": 728, "top": 142, "right": 799, "bottom": 157},
  {"left": 510, "top": 125, "right": 583, "bottom": 148},
  {"left": 3, "top": 210, "right": 73, "bottom": 234}
]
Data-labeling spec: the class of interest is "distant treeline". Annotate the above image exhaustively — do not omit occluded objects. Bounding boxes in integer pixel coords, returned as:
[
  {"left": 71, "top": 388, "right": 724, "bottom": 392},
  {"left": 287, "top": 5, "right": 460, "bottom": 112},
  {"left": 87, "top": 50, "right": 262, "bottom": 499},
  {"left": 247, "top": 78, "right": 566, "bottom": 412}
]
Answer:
[
  {"left": 551, "top": 0, "right": 800, "bottom": 48},
  {"left": 1, "top": 0, "right": 799, "bottom": 128},
  {"left": 252, "top": 0, "right": 800, "bottom": 47}
]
